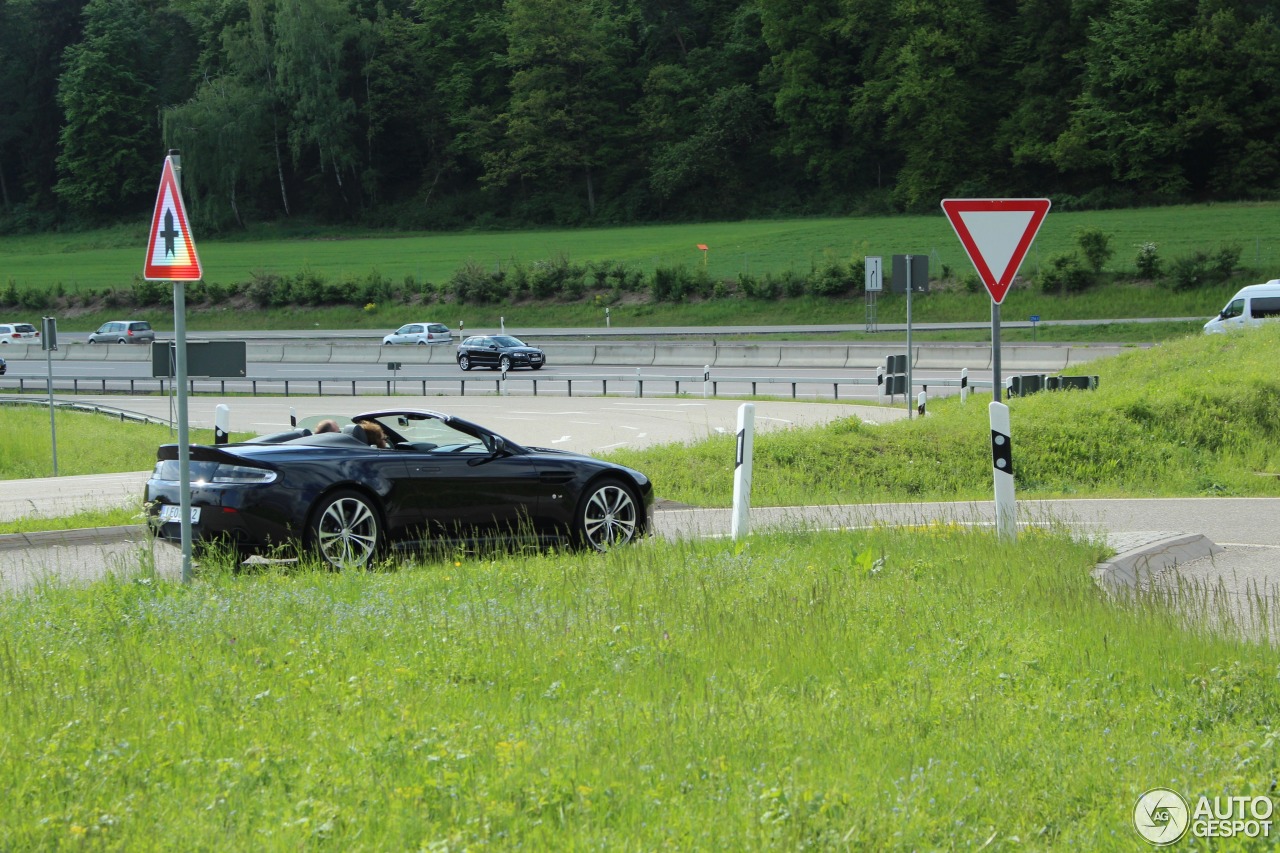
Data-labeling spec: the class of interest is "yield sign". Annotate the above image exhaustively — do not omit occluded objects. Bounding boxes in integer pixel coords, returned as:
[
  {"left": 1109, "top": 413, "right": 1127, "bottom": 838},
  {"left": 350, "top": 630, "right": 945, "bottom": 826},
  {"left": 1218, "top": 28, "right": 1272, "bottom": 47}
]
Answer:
[
  {"left": 941, "top": 198, "right": 1050, "bottom": 304},
  {"left": 144, "top": 155, "right": 202, "bottom": 281}
]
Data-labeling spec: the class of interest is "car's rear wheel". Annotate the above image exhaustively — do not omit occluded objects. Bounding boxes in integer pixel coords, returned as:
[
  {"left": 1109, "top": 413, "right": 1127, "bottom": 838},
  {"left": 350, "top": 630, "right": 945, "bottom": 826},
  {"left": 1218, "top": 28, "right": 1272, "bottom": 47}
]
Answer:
[
  {"left": 308, "top": 489, "right": 383, "bottom": 569},
  {"left": 575, "top": 478, "right": 641, "bottom": 551},
  {"left": 499, "top": 356, "right": 512, "bottom": 371},
  {"left": 417, "top": 340, "right": 427, "bottom": 345},
  {"left": 117, "top": 338, "right": 127, "bottom": 344},
  {"left": 458, "top": 354, "right": 472, "bottom": 370}
]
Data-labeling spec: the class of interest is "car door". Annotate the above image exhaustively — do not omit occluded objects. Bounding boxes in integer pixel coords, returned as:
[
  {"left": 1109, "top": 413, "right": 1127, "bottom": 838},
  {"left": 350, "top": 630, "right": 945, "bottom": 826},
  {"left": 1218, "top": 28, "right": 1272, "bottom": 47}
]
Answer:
[
  {"left": 469, "top": 337, "right": 497, "bottom": 368},
  {"left": 400, "top": 444, "right": 544, "bottom": 540}
]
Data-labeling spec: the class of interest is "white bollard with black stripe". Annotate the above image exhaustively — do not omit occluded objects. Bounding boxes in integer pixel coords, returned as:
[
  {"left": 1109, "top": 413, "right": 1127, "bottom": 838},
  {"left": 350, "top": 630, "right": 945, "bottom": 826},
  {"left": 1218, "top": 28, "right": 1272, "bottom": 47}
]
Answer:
[
  {"left": 289, "top": 406, "right": 297, "bottom": 428},
  {"left": 917, "top": 389, "right": 926, "bottom": 417},
  {"left": 876, "top": 364, "right": 886, "bottom": 404},
  {"left": 731, "top": 402, "right": 755, "bottom": 540},
  {"left": 989, "top": 401, "right": 1016, "bottom": 541},
  {"left": 214, "top": 404, "right": 230, "bottom": 445},
  {"left": 960, "top": 368, "right": 969, "bottom": 404}
]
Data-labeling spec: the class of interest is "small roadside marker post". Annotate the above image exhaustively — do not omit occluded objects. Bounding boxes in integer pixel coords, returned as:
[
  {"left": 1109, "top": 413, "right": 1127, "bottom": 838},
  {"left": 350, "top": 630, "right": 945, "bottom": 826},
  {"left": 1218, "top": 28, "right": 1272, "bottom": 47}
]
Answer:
[
  {"left": 214, "top": 404, "right": 230, "bottom": 445},
  {"left": 960, "top": 368, "right": 969, "bottom": 404},
  {"left": 731, "top": 403, "right": 755, "bottom": 540},
  {"left": 990, "top": 401, "right": 1016, "bottom": 541}
]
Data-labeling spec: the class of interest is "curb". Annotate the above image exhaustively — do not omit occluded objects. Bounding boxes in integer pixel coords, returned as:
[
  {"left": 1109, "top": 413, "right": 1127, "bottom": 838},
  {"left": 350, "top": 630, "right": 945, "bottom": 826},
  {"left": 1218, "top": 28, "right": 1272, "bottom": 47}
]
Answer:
[
  {"left": 0, "top": 525, "right": 148, "bottom": 552},
  {"left": 1091, "top": 533, "right": 1224, "bottom": 590}
]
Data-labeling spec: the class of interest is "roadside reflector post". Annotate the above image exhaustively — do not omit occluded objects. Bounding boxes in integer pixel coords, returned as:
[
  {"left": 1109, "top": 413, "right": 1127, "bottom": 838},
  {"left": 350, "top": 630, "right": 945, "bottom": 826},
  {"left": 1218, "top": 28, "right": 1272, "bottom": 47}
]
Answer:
[
  {"left": 917, "top": 388, "right": 926, "bottom": 417},
  {"left": 703, "top": 365, "right": 710, "bottom": 399},
  {"left": 990, "top": 401, "right": 1016, "bottom": 541},
  {"left": 635, "top": 367, "right": 642, "bottom": 398},
  {"left": 960, "top": 368, "right": 969, "bottom": 404},
  {"left": 214, "top": 404, "right": 230, "bottom": 445},
  {"left": 731, "top": 402, "right": 755, "bottom": 540},
  {"left": 500, "top": 365, "right": 507, "bottom": 396},
  {"left": 289, "top": 406, "right": 296, "bottom": 427},
  {"left": 877, "top": 364, "right": 885, "bottom": 404}
]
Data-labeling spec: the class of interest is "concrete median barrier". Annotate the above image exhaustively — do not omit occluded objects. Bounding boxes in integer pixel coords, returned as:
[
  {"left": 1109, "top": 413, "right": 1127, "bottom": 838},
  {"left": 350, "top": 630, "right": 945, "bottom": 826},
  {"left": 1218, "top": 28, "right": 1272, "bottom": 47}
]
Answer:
[
  {"left": 281, "top": 345, "right": 327, "bottom": 363},
  {"left": 1000, "top": 345, "right": 1070, "bottom": 371},
  {"left": 590, "top": 344, "right": 655, "bottom": 366},
  {"left": 654, "top": 344, "right": 716, "bottom": 367},
  {"left": 247, "top": 344, "right": 284, "bottom": 362},
  {"left": 714, "top": 344, "right": 781, "bottom": 368},
  {"left": 915, "top": 345, "right": 991, "bottom": 369},
  {"left": 543, "top": 343, "right": 596, "bottom": 366},
  {"left": 777, "top": 345, "right": 849, "bottom": 369},
  {"left": 103, "top": 345, "right": 150, "bottom": 361}
]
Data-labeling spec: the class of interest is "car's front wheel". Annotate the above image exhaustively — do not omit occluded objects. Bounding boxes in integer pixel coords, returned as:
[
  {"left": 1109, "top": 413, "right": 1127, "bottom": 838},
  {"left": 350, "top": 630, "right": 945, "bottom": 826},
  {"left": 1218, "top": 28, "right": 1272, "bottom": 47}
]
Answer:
[
  {"left": 458, "top": 354, "right": 471, "bottom": 371},
  {"left": 308, "top": 489, "right": 383, "bottom": 569},
  {"left": 531, "top": 362, "right": 543, "bottom": 371},
  {"left": 87, "top": 338, "right": 97, "bottom": 345},
  {"left": 499, "top": 356, "right": 512, "bottom": 372},
  {"left": 575, "top": 478, "right": 641, "bottom": 551}
]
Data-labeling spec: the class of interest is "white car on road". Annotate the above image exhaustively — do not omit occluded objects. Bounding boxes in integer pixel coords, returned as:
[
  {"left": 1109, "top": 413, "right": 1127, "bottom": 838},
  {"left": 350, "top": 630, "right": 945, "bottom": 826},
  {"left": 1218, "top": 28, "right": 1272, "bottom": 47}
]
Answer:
[{"left": 382, "top": 322, "right": 452, "bottom": 345}]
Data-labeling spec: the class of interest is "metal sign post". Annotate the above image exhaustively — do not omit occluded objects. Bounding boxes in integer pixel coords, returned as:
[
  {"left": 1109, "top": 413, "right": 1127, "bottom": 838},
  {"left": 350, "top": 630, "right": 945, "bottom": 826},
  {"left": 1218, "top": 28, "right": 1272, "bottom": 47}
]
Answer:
[{"left": 145, "top": 150, "right": 203, "bottom": 583}]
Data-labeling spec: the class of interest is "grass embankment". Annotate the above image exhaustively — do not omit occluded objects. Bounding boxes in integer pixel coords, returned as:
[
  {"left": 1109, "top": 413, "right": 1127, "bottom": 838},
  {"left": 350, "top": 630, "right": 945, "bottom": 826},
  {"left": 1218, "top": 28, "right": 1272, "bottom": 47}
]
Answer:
[
  {"left": 2, "top": 529, "right": 1276, "bottom": 848},
  {"left": 0, "top": 406, "right": 246, "bottom": 534},
  {"left": 3, "top": 202, "right": 1277, "bottom": 292},
  {"left": 610, "top": 325, "right": 1280, "bottom": 505}
]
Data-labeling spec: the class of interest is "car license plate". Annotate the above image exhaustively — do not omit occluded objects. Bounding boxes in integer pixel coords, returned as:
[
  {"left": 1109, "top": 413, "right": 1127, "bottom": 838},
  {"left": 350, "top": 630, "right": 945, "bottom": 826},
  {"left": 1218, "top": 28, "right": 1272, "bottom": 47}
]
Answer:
[
  {"left": 159, "top": 504, "right": 201, "bottom": 524},
  {"left": 530, "top": 354, "right": 542, "bottom": 362}
]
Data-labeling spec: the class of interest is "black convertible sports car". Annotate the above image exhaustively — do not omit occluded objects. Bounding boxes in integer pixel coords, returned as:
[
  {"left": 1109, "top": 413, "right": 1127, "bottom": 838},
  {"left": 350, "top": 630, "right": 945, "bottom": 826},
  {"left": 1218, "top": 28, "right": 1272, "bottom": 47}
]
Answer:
[
  {"left": 456, "top": 335, "right": 545, "bottom": 371},
  {"left": 145, "top": 409, "right": 653, "bottom": 568}
]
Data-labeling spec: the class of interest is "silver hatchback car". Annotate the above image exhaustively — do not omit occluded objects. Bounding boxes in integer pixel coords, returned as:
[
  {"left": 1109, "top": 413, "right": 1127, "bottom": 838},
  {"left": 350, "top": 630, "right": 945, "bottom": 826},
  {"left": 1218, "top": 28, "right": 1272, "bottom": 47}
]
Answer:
[{"left": 88, "top": 320, "right": 156, "bottom": 344}]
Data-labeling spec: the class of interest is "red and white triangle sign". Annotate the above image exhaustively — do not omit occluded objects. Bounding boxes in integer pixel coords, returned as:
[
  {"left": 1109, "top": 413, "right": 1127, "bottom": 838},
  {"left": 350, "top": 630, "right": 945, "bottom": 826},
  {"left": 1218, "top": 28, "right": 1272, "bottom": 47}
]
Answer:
[
  {"left": 941, "top": 198, "right": 1050, "bottom": 304},
  {"left": 144, "top": 155, "right": 202, "bottom": 281}
]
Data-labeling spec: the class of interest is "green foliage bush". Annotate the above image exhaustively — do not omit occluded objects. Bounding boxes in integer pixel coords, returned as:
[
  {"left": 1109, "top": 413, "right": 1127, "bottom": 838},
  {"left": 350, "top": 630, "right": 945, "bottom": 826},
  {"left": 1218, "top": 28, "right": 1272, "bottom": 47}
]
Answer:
[
  {"left": 1074, "top": 227, "right": 1114, "bottom": 272},
  {"left": 449, "top": 261, "right": 507, "bottom": 303},
  {"left": 809, "top": 261, "right": 853, "bottom": 297},
  {"left": 1038, "top": 253, "right": 1096, "bottom": 294},
  {"left": 1135, "top": 242, "right": 1161, "bottom": 278},
  {"left": 1167, "top": 244, "right": 1242, "bottom": 291}
]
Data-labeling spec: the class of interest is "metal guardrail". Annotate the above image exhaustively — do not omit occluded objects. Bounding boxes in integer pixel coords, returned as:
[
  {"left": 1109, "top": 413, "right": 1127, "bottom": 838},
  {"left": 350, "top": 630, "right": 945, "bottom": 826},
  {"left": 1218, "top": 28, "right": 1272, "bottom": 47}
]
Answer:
[
  {"left": 0, "top": 395, "right": 172, "bottom": 426},
  {"left": 0, "top": 370, "right": 994, "bottom": 400}
]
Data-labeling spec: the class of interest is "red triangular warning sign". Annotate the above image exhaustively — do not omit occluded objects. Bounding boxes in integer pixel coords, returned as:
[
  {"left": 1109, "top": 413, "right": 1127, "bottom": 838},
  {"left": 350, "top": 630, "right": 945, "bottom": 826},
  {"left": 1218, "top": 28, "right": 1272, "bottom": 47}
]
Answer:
[
  {"left": 144, "top": 156, "right": 202, "bottom": 281},
  {"left": 941, "top": 198, "right": 1050, "bottom": 304}
]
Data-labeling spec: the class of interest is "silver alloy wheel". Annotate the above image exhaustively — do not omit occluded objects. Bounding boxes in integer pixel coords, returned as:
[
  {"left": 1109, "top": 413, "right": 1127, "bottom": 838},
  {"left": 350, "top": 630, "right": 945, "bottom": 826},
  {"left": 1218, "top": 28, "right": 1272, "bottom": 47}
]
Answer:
[
  {"left": 578, "top": 480, "right": 639, "bottom": 551},
  {"left": 499, "top": 356, "right": 512, "bottom": 371},
  {"left": 311, "top": 491, "right": 381, "bottom": 569},
  {"left": 458, "top": 354, "right": 471, "bottom": 370}
]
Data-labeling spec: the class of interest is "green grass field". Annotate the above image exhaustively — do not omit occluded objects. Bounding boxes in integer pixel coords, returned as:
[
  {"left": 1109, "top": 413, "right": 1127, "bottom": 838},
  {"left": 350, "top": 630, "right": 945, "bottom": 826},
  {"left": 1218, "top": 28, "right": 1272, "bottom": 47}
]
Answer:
[
  {"left": 2, "top": 529, "right": 1275, "bottom": 848},
  {"left": 4, "top": 202, "right": 1277, "bottom": 294}
]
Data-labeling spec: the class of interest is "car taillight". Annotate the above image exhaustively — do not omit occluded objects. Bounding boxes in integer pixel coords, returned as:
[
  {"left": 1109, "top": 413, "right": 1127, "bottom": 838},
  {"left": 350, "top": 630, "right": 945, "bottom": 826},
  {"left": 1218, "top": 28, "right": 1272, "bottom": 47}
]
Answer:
[{"left": 127, "top": 329, "right": 134, "bottom": 336}]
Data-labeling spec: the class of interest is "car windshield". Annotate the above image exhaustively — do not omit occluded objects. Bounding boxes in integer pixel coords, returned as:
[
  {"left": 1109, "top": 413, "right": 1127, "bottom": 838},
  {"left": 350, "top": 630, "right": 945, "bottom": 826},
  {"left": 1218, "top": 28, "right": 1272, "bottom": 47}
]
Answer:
[{"left": 491, "top": 336, "right": 525, "bottom": 347}]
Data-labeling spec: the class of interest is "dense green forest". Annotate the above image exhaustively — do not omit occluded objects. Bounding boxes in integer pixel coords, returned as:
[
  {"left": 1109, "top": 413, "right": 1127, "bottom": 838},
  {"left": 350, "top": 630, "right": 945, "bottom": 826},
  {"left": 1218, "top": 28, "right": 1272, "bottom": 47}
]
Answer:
[{"left": 1, "top": 0, "right": 1278, "bottom": 234}]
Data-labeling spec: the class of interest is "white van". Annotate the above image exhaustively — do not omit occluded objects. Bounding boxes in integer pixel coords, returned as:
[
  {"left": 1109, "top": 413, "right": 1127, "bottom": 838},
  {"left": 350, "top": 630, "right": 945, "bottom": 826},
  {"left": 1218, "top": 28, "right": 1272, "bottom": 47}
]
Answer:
[{"left": 1203, "top": 280, "right": 1280, "bottom": 333}]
